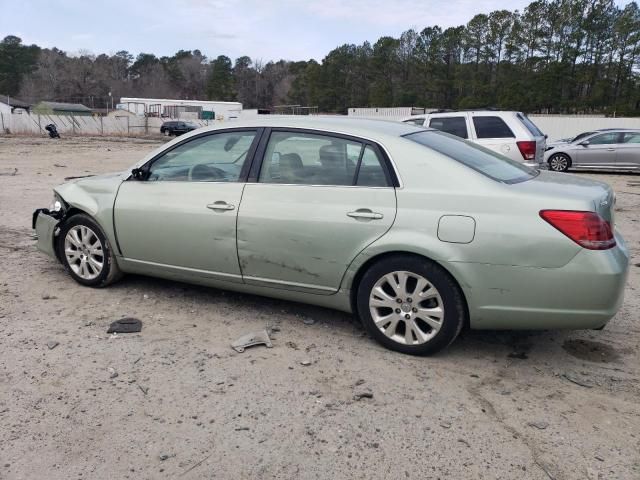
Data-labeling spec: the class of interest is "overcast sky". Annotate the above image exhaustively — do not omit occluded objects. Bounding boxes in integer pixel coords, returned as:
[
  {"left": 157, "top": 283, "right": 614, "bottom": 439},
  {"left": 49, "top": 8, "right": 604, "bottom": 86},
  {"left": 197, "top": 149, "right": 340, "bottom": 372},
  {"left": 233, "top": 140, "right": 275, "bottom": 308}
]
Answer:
[{"left": 1, "top": 0, "right": 634, "bottom": 62}]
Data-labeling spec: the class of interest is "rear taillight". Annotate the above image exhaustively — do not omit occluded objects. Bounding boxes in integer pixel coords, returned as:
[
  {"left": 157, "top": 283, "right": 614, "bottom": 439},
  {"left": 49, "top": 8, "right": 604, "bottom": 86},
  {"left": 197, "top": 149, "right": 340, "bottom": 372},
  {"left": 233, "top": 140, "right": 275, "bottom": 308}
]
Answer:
[
  {"left": 516, "top": 140, "right": 536, "bottom": 160},
  {"left": 539, "top": 210, "right": 615, "bottom": 250}
]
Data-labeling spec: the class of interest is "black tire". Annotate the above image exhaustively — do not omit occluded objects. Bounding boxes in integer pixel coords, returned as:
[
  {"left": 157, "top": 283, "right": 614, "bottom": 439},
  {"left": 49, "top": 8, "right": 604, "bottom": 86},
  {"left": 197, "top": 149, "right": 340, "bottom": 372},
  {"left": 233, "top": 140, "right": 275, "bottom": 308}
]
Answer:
[
  {"left": 356, "top": 254, "right": 466, "bottom": 355},
  {"left": 57, "top": 213, "right": 122, "bottom": 287},
  {"left": 548, "top": 152, "right": 571, "bottom": 172}
]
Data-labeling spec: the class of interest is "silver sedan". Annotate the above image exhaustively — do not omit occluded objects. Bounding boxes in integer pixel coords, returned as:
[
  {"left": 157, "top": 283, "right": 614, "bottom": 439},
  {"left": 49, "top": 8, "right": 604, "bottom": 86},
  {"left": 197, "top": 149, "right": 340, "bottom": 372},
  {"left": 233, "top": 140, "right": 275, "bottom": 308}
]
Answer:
[{"left": 545, "top": 128, "right": 640, "bottom": 172}]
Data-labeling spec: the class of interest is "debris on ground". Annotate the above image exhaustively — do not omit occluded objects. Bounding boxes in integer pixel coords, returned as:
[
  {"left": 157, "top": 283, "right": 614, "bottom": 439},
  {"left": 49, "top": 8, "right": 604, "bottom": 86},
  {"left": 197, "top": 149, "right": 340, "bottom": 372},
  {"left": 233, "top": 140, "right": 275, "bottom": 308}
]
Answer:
[
  {"left": 302, "top": 316, "right": 316, "bottom": 325},
  {"left": 440, "top": 421, "right": 452, "bottom": 429},
  {"left": 300, "top": 359, "right": 312, "bottom": 366},
  {"left": 231, "top": 329, "right": 273, "bottom": 353},
  {"left": 107, "top": 317, "right": 143, "bottom": 334},
  {"left": 353, "top": 391, "right": 373, "bottom": 400},
  {"left": 0, "top": 168, "right": 18, "bottom": 176},
  {"left": 138, "top": 385, "right": 149, "bottom": 395},
  {"left": 561, "top": 372, "right": 593, "bottom": 388},
  {"left": 108, "top": 367, "right": 118, "bottom": 379},
  {"left": 41, "top": 294, "right": 57, "bottom": 300},
  {"left": 527, "top": 421, "right": 549, "bottom": 430},
  {"left": 46, "top": 340, "right": 59, "bottom": 350},
  {"left": 285, "top": 341, "right": 299, "bottom": 350}
]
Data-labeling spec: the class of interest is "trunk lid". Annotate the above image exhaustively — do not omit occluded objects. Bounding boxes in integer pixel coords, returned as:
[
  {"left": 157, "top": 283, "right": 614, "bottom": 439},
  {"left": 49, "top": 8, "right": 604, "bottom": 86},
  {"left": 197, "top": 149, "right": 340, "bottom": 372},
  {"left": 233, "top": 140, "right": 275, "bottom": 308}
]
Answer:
[{"left": 511, "top": 171, "right": 615, "bottom": 223}]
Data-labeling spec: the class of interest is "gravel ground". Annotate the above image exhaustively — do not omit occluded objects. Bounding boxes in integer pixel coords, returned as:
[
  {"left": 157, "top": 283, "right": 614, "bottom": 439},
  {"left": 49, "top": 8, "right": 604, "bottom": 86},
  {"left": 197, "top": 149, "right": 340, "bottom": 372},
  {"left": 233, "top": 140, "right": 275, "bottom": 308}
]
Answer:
[{"left": 0, "top": 135, "right": 639, "bottom": 480}]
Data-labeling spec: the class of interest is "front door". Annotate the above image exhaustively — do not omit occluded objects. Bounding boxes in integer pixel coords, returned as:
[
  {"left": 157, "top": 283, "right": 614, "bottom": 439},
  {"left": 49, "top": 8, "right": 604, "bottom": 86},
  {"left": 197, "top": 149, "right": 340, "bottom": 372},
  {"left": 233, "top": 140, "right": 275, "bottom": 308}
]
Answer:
[
  {"left": 114, "top": 129, "right": 260, "bottom": 282},
  {"left": 573, "top": 131, "right": 619, "bottom": 167},
  {"left": 237, "top": 129, "right": 397, "bottom": 294}
]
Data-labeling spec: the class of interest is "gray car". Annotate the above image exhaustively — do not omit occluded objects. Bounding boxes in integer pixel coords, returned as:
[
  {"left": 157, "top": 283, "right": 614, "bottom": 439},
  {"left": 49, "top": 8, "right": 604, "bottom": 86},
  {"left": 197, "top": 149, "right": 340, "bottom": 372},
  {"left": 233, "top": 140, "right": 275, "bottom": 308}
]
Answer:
[{"left": 546, "top": 128, "right": 640, "bottom": 172}]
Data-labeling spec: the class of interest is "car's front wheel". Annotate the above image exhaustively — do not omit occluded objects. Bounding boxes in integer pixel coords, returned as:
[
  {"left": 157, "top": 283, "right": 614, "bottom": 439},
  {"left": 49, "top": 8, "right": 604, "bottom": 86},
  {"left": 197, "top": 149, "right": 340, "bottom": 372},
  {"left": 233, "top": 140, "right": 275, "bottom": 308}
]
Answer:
[
  {"left": 356, "top": 255, "right": 466, "bottom": 355},
  {"left": 548, "top": 153, "right": 571, "bottom": 172},
  {"left": 58, "top": 214, "right": 122, "bottom": 287}
]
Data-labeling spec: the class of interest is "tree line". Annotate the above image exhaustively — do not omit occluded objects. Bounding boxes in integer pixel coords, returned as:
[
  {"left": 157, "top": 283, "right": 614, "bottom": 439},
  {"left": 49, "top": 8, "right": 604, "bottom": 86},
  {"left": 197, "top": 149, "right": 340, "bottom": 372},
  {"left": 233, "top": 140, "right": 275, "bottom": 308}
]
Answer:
[{"left": 1, "top": 0, "right": 639, "bottom": 115}]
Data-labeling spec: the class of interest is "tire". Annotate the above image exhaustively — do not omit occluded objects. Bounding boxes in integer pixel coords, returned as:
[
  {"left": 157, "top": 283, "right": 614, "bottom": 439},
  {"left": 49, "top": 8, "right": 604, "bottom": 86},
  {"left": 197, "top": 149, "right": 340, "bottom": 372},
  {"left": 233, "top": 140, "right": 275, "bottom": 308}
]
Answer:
[
  {"left": 548, "top": 153, "right": 571, "bottom": 172},
  {"left": 57, "top": 213, "right": 122, "bottom": 287},
  {"left": 163, "top": 129, "right": 171, "bottom": 136},
  {"left": 356, "top": 254, "right": 466, "bottom": 355}
]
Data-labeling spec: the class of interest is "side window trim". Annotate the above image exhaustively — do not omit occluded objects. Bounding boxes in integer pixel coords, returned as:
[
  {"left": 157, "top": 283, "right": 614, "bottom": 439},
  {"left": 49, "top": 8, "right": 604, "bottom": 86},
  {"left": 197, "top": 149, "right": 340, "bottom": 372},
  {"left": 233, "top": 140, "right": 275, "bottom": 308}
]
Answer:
[
  {"left": 136, "top": 127, "right": 265, "bottom": 182},
  {"left": 247, "top": 127, "right": 397, "bottom": 187}
]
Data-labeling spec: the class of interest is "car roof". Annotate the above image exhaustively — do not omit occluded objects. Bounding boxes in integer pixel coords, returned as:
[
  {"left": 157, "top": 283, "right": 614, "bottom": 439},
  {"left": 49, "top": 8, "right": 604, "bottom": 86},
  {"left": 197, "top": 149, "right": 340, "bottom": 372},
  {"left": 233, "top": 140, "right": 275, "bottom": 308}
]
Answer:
[{"left": 195, "top": 116, "right": 426, "bottom": 139}]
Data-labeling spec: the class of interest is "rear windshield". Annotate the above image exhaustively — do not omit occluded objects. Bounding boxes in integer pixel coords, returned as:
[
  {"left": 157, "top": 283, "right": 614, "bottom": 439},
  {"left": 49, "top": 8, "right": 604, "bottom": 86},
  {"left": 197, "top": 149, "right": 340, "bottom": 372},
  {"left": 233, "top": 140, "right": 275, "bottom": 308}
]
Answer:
[
  {"left": 404, "top": 130, "right": 538, "bottom": 184},
  {"left": 516, "top": 113, "right": 544, "bottom": 137}
]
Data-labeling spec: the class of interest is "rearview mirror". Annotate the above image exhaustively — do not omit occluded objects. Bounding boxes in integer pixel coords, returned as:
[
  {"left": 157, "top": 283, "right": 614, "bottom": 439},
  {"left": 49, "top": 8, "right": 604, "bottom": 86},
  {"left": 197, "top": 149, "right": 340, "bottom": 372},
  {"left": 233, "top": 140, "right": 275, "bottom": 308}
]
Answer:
[{"left": 224, "top": 136, "right": 240, "bottom": 152}]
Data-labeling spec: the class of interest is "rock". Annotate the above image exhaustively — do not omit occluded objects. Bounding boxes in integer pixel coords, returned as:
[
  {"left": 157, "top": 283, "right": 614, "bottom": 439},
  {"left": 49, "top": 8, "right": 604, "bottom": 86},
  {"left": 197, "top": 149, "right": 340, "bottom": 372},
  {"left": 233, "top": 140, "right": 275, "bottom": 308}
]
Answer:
[
  {"left": 41, "top": 294, "right": 57, "bottom": 300},
  {"left": 439, "top": 421, "right": 451, "bottom": 429},
  {"left": 355, "top": 379, "right": 365, "bottom": 386},
  {"left": 527, "top": 421, "right": 549, "bottom": 430},
  {"left": 108, "top": 367, "right": 118, "bottom": 379},
  {"left": 353, "top": 391, "right": 373, "bottom": 401},
  {"left": 159, "top": 454, "right": 169, "bottom": 461},
  {"left": 300, "top": 360, "right": 312, "bottom": 366},
  {"left": 143, "top": 294, "right": 149, "bottom": 299},
  {"left": 46, "top": 341, "right": 59, "bottom": 350},
  {"left": 303, "top": 317, "right": 316, "bottom": 325}
]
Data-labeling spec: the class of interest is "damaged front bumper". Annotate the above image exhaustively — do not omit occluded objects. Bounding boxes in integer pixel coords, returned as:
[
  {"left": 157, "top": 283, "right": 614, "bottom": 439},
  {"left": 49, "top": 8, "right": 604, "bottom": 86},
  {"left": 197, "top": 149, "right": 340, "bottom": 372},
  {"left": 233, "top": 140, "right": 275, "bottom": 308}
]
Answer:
[{"left": 32, "top": 209, "right": 62, "bottom": 259}]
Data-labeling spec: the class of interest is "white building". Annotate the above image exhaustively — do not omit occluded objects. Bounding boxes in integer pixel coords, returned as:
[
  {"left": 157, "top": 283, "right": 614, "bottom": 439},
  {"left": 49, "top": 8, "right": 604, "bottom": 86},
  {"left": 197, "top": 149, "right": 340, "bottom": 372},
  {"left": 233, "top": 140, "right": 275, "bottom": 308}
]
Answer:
[{"left": 117, "top": 97, "right": 242, "bottom": 121}]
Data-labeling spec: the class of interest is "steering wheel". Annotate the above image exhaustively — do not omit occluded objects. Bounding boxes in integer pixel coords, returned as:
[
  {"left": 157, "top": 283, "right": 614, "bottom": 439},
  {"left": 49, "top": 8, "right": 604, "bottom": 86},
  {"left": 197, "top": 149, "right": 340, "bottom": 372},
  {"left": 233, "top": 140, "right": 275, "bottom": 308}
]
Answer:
[{"left": 187, "top": 164, "right": 227, "bottom": 181}]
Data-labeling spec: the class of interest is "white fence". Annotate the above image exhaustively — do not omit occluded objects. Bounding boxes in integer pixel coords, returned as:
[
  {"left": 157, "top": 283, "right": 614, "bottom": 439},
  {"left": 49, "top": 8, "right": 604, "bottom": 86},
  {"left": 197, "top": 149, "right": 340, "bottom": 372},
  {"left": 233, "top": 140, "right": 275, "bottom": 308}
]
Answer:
[
  {"left": 0, "top": 112, "right": 219, "bottom": 136},
  {"left": 3, "top": 110, "right": 640, "bottom": 141}
]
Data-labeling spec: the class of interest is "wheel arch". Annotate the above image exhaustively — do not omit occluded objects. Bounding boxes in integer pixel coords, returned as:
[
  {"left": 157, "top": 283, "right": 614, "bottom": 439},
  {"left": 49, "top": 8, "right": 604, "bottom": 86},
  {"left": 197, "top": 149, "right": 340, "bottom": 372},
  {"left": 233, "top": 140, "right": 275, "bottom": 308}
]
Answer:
[{"left": 347, "top": 250, "right": 470, "bottom": 328}]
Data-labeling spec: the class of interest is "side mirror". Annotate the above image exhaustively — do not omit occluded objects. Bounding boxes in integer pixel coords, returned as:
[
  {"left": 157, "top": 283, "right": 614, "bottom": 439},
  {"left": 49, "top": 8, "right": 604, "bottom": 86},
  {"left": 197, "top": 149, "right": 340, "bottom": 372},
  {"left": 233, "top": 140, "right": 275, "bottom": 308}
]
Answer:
[
  {"left": 578, "top": 140, "right": 590, "bottom": 147},
  {"left": 131, "top": 167, "right": 148, "bottom": 180}
]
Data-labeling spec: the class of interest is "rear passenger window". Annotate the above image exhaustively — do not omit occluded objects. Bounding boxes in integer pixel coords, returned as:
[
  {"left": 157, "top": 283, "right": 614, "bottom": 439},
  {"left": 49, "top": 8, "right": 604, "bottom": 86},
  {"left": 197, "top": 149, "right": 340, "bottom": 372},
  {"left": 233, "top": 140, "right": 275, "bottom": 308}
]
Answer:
[
  {"left": 472, "top": 116, "right": 515, "bottom": 138},
  {"left": 258, "top": 131, "right": 390, "bottom": 187},
  {"left": 356, "top": 146, "right": 388, "bottom": 187},
  {"left": 429, "top": 117, "right": 468, "bottom": 139},
  {"left": 622, "top": 133, "right": 640, "bottom": 143}
]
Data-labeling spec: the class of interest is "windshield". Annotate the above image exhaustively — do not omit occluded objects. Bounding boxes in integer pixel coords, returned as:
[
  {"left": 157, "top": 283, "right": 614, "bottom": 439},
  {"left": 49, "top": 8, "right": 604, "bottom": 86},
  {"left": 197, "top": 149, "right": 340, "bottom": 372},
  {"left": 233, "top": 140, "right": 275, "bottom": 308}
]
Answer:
[
  {"left": 404, "top": 130, "right": 538, "bottom": 184},
  {"left": 571, "top": 131, "right": 595, "bottom": 142}
]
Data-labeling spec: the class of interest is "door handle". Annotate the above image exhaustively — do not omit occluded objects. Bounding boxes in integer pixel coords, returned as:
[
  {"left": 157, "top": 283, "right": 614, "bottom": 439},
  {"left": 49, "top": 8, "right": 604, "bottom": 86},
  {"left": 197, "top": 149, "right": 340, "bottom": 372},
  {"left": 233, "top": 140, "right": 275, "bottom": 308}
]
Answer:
[
  {"left": 207, "top": 201, "right": 235, "bottom": 211},
  {"left": 347, "top": 209, "right": 383, "bottom": 220}
]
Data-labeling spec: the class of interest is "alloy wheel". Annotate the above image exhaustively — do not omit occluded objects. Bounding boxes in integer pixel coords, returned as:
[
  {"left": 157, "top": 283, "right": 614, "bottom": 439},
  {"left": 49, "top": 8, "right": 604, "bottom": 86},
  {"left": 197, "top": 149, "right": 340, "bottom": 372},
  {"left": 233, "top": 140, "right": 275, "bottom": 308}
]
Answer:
[
  {"left": 549, "top": 154, "right": 569, "bottom": 172},
  {"left": 369, "top": 271, "right": 444, "bottom": 345},
  {"left": 63, "top": 225, "right": 104, "bottom": 280}
]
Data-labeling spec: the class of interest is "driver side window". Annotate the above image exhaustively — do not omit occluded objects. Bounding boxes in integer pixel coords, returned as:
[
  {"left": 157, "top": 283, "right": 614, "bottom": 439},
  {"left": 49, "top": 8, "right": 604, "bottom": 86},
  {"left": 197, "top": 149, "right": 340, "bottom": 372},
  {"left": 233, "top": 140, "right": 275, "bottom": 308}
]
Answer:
[{"left": 147, "top": 130, "right": 257, "bottom": 182}]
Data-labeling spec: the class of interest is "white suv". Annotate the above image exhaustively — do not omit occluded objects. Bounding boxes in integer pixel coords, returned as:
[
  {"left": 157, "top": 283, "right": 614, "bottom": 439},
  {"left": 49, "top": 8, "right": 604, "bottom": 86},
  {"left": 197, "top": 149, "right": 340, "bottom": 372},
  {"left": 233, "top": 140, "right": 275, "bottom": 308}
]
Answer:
[{"left": 403, "top": 110, "right": 547, "bottom": 168}]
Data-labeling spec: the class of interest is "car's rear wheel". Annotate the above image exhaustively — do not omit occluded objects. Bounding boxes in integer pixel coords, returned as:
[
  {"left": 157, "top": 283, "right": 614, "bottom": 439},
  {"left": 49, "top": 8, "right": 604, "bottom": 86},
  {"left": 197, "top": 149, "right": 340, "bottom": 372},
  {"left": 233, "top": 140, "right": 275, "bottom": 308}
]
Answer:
[
  {"left": 356, "top": 255, "right": 466, "bottom": 355},
  {"left": 58, "top": 214, "right": 122, "bottom": 287},
  {"left": 548, "top": 153, "right": 571, "bottom": 172}
]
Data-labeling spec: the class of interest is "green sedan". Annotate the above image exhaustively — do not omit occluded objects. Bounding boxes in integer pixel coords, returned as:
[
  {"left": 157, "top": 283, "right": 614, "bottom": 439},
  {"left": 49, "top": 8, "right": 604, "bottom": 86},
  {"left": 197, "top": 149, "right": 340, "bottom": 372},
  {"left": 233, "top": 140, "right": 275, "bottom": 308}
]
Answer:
[{"left": 33, "top": 118, "right": 629, "bottom": 355}]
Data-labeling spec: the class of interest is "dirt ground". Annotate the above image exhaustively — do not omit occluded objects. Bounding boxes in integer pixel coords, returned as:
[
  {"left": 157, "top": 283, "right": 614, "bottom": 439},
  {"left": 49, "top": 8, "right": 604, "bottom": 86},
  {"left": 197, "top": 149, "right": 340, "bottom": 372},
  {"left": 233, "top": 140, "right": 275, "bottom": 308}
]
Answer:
[{"left": 0, "top": 135, "right": 639, "bottom": 480}]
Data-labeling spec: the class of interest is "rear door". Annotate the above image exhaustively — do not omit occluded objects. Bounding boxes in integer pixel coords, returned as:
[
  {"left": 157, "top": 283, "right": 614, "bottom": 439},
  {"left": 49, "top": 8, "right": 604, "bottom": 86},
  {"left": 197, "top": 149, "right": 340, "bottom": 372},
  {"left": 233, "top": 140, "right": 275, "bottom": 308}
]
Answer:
[
  {"left": 426, "top": 114, "right": 470, "bottom": 140},
  {"left": 573, "top": 132, "right": 619, "bottom": 167},
  {"left": 617, "top": 132, "right": 640, "bottom": 170},
  {"left": 236, "top": 129, "right": 397, "bottom": 294}
]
